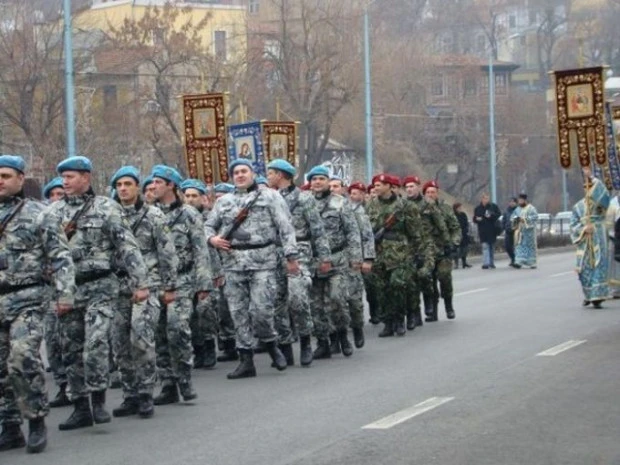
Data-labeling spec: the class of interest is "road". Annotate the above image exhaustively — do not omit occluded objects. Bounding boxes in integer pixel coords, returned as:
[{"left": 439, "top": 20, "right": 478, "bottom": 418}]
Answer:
[{"left": 5, "top": 251, "right": 620, "bottom": 465}]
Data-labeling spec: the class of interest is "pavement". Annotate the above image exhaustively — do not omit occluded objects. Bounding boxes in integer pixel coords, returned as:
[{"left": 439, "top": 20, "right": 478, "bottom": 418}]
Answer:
[{"left": 5, "top": 250, "right": 620, "bottom": 465}]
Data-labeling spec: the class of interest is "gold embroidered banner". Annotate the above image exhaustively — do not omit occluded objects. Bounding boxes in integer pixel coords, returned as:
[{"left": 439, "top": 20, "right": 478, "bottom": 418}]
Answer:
[
  {"left": 182, "top": 93, "right": 229, "bottom": 183},
  {"left": 262, "top": 121, "right": 297, "bottom": 166}
]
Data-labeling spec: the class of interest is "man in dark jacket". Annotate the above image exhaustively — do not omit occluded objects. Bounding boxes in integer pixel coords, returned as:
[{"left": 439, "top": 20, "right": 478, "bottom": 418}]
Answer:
[
  {"left": 503, "top": 198, "right": 518, "bottom": 267},
  {"left": 473, "top": 193, "right": 501, "bottom": 269}
]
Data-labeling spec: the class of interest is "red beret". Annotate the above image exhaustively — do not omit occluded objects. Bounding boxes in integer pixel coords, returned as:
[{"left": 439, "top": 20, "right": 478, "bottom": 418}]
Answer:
[
  {"left": 348, "top": 181, "right": 366, "bottom": 193},
  {"left": 372, "top": 174, "right": 400, "bottom": 187},
  {"left": 422, "top": 180, "right": 439, "bottom": 194},
  {"left": 402, "top": 176, "right": 421, "bottom": 186},
  {"left": 300, "top": 183, "right": 311, "bottom": 191},
  {"left": 367, "top": 184, "right": 374, "bottom": 193}
]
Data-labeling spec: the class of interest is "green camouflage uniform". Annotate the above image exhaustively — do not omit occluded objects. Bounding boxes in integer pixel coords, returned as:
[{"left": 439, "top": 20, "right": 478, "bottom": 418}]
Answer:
[
  {"left": 0, "top": 196, "right": 75, "bottom": 426},
  {"left": 432, "top": 200, "right": 461, "bottom": 309},
  {"left": 348, "top": 201, "right": 375, "bottom": 330},
  {"left": 113, "top": 199, "right": 178, "bottom": 399}
]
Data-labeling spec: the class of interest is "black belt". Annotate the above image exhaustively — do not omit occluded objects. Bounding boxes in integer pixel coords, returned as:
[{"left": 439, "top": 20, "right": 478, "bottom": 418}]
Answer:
[
  {"left": 230, "top": 242, "right": 273, "bottom": 251},
  {"left": 76, "top": 270, "right": 113, "bottom": 286},
  {"left": 296, "top": 234, "right": 311, "bottom": 242},
  {"left": 0, "top": 282, "right": 43, "bottom": 295},
  {"left": 331, "top": 245, "right": 345, "bottom": 254}
]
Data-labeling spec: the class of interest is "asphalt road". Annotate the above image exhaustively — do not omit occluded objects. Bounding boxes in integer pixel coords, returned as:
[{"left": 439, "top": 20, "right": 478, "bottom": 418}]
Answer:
[{"left": 5, "top": 251, "right": 620, "bottom": 465}]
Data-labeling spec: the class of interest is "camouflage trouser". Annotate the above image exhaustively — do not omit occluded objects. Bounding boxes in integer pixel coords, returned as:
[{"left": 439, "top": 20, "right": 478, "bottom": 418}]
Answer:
[
  {"left": 310, "top": 271, "right": 350, "bottom": 340},
  {"left": 223, "top": 269, "right": 278, "bottom": 351},
  {"left": 217, "top": 288, "right": 235, "bottom": 345},
  {"left": 275, "top": 259, "right": 314, "bottom": 344},
  {"left": 113, "top": 293, "right": 160, "bottom": 398},
  {"left": 374, "top": 263, "right": 413, "bottom": 321},
  {"left": 44, "top": 308, "right": 66, "bottom": 386},
  {"left": 190, "top": 292, "right": 219, "bottom": 347},
  {"left": 155, "top": 295, "right": 193, "bottom": 387},
  {"left": 408, "top": 265, "right": 433, "bottom": 314},
  {"left": 433, "top": 257, "right": 454, "bottom": 301},
  {"left": 363, "top": 272, "right": 381, "bottom": 321},
  {"left": 346, "top": 269, "right": 365, "bottom": 330},
  {"left": 0, "top": 295, "right": 48, "bottom": 425},
  {"left": 60, "top": 277, "right": 118, "bottom": 398}
]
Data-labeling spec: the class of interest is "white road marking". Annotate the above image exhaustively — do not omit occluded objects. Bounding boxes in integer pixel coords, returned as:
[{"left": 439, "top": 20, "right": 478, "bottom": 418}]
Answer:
[
  {"left": 536, "top": 340, "right": 586, "bottom": 356},
  {"left": 455, "top": 288, "right": 488, "bottom": 297},
  {"left": 549, "top": 271, "right": 574, "bottom": 278},
  {"left": 362, "top": 397, "right": 455, "bottom": 430}
]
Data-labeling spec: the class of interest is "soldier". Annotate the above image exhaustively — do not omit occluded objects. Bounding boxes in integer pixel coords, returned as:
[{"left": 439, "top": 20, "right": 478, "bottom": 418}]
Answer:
[
  {"left": 40, "top": 178, "right": 72, "bottom": 409},
  {"left": 142, "top": 176, "right": 157, "bottom": 205},
  {"left": 48, "top": 156, "right": 149, "bottom": 431},
  {"left": 306, "top": 166, "right": 362, "bottom": 358},
  {"left": 214, "top": 183, "right": 235, "bottom": 199},
  {"left": 206, "top": 159, "right": 299, "bottom": 379},
  {"left": 150, "top": 166, "right": 212, "bottom": 404},
  {"left": 423, "top": 181, "right": 460, "bottom": 321},
  {"left": 110, "top": 167, "right": 178, "bottom": 419},
  {"left": 0, "top": 156, "right": 75, "bottom": 453},
  {"left": 366, "top": 174, "right": 435, "bottom": 337},
  {"left": 181, "top": 179, "right": 222, "bottom": 369},
  {"left": 266, "top": 159, "right": 331, "bottom": 366}
]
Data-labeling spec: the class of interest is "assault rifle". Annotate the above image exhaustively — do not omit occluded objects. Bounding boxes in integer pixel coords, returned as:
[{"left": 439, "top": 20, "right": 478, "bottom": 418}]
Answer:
[
  {"left": 373, "top": 213, "right": 397, "bottom": 244},
  {"left": 223, "top": 191, "right": 262, "bottom": 241}
]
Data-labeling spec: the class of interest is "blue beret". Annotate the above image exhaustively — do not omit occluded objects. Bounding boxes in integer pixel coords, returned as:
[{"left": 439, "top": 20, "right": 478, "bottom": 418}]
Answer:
[
  {"left": 228, "top": 158, "right": 254, "bottom": 176},
  {"left": 214, "top": 183, "right": 235, "bottom": 194},
  {"left": 57, "top": 156, "right": 92, "bottom": 174},
  {"left": 255, "top": 176, "right": 268, "bottom": 185},
  {"left": 330, "top": 175, "right": 343, "bottom": 182},
  {"left": 267, "top": 159, "right": 296, "bottom": 177},
  {"left": 151, "top": 165, "right": 183, "bottom": 187},
  {"left": 180, "top": 179, "right": 207, "bottom": 195},
  {"left": 110, "top": 166, "right": 140, "bottom": 188},
  {"left": 141, "top": 175, "right": 154, "bottom": 192},
  {"left": 306, "top": 165, "right": 330, "bottom": 182},
  {"left": 0, "top": 155, "right": 26, "bottom": 174},
  {"left": 43, "top": 177, "right": 63, "bottom": 199}
]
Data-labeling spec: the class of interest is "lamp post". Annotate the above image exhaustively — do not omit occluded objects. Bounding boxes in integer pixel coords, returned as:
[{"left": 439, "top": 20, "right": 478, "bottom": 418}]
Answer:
[
  {"left": 363, "top": 2, "right": 374, "bottom": 184},
  {"left": 488, "top": 50, "right": 497, "bottom": 203},
  {"left": 63, "top": 0, "right": 76, "bottom": 158}
]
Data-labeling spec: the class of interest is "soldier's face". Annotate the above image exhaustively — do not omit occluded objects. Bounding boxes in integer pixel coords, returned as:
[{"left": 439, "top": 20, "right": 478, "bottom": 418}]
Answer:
[
  {"left": 349, "top": 188, "right": 365, "bottom": 203},
  {"left": 373, "top": 181, "right": 391, "bottom": 197},
  {"left": 115, "top": 177, "right": 140, "bottom": 204},
  {"left": 425, "top": 187, "right": 438, "bottom": 202},
  {"left": 184, "top": 188, "right": 203, "bottom": 208},
  {"left": 62, "top": 171, "right": 90, "bottom": 196},
  {"left": 518, "top": 198, "right": 526, "bottom": 207},
  {"left": 405, "top": 183, "right": 420, "bottom": 198},
  {"left": 48, "top": 187, "right": 65, "bottom": 203},
  {"left": 233, "top": 166, "right": 254, "bottom": 189},
  {"left": 151, "top": 177, "right": 173, "bottom": 200},
  {"left": 329, "top": 180, "right": 345, "bottom": 195},
  {"left": 0, "top": 168, "right": 24, "bottom": 198},
  {"left": 266, "top": 169, "right": 282, "bottom": 188},
  {"left": 144, "top": 184, "right": 157, "bottom": 203},
  {"left": 311, "top": 175, "right": 329, "bottom": 192},
  {"left": 201, "top": 194, "right": 212, "bottom": 210}
]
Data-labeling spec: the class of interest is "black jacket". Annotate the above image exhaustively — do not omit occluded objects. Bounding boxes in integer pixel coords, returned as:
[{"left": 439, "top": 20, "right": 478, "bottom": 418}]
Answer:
[
  {"left": 455, "top": 211, "right": 469, "bottom": 246},
  {"left": 473, "top": 202, "right": 501, "bottom": 243},
  {"left": 503, "top": 206, "right": 517, "bottom": 232}
]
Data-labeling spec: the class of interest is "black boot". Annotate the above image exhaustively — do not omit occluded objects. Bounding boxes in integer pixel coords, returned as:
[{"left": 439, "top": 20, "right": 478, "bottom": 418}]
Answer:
[
  {"left": 179, "top": 381, "right": 197, "bottom": 401},
  {"left": 217, "top": 339, "right": 239, "bottom": 362},
  {"left": 353, "top": 327, "right": 365, "bottom": 348},
  {"left": 0, "top": 424, "right": 25, "bottom": 451},
  {"left": 227, "top": 349, "right": 257, "bottom": 379},
  {"left": 91, "top": 390, "right": 111, "bottom": 424},
  {"left": 394, "top": 318, "right": 407, "bottom": 336},
  {"left": 254, "top": 340, "right": 267, "bottom": 354},
  {"left": 406, "top": 312, "right": 416, "bottom": 330},
  {"left": 112, "top": 397, "right": 139, "bottom": 417},
  {"left": 423, "top": 293, "right": 434, "bottom": 317},
  {"left": 378, "top": 320, "right": 394, "bottom": 337},
  {"left": 203, "top": 339, "right": 217, "bottom": 369},
  {"left": 154, "top": 384, "right": 179, "bottom": 406},
  {"left": 266, "top": 342, "right": 287, "bottom": 371},
  {"left": 339, "top": 329, "right": 353, "bottom": 357},
  {"left": 299, "top": 335, "right": 313, "bottom": 367},
  {"left": 425, "top": 298, "right": 438, "bottom": 322},
  {"left": 26, "top": 418, "right": 47, "bottom": 454},
  {"left": 313, "top": 339, "right": 331, "bottom": 359},
  {"left": 193, "top": 344, "right": 205, "bottom": 369},
  {"left": 138, "top": 394, "right": 154, "bottom": 419},
  {"left": 329, "top": 332, "right": 341, "bottom": 355},
  {"left": 278, "top": 344, "right": 295, "bottom": 366},
  {"left": 413, "top": 307, "right": 423, "bottom": 327},
  {"left": 48, "top": 382, "right": 72, "bottom": 408},
  {"left": 445, "top": 297, "right": 456, "bottom": 320},
  {"left": 58, "top": 397, "right": 93, "bottom": 431}
]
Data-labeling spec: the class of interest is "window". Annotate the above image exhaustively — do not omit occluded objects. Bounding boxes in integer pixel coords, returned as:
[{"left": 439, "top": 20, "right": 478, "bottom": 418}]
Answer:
[
  {"left": 463, "top": 78, "right": 477, "bottom": 97},
  {"left": 431, "top": 75, "right": 444, "bottom": 96},
  {"left": 495, "top": 73, "right": 508, "bottom": 94},
  {"left": 249, "top": 0, "right": 259, "bottom": 14},
  {"left": 214, "top": 30, "right": 227, "bottom": 61},
  {"left": 509, "top": 15, "right": 516, "bottom": 28},
  {"left": 480, "top": 74, "right": 489, "bottom": 94},
  {"left": 103, "top": 85, "right": 117, "bottom": 110}
]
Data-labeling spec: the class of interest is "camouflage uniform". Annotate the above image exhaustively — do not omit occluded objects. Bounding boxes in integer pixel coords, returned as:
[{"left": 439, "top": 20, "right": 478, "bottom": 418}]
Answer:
[
  {"left": 0, "top": 197, "right": 75, "bottom": 426},
  {"left": 367, "top": 194, "right": 435, "bottom": 334},
  {"left": 348, "top": 201, "right": 375, "bottom": 331},
  {"left": 48, "top": 194, "right": 148, "bottom": 400},
  {"left": 156, "top": 201, "right": 212, "bottom": 388},
  {"left": 43, "top": 289, "right": 66, "bottom": 388},
  {"left": 113, "top": 199, "right": 178, "bottom": 400}
]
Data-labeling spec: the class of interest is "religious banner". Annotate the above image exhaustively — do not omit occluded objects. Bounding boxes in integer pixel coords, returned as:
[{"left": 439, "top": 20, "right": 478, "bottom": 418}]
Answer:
[
  {"left": 182, "top": 93, "right": 229, "bottom": 184},
  {"left": 605, "top": 103, "right": 620, "bottom": 190},
  {"left": 227, "top": 121, "right": 266, "bottom": 175},
  {"left": 262, "top": 121, "right": 297, "bottom": 166}
]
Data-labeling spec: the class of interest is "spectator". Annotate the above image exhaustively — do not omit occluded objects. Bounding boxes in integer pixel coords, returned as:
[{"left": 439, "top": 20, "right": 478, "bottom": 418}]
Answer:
[
  {"left": 453, "top": 203, "right": 471, "bottom": 269},
  {"left": 473, "top": 193, "right": 501, "bottom": 269},
  {"left": 503, "top": 197, "right": 518, "bottom": 267}
]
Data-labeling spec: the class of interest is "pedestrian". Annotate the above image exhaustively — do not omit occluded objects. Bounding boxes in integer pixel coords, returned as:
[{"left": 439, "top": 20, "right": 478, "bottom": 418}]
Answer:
[
  {"left": 570, "top": 170, "right": 610, "bottom": 309},
  {"left": 0, "top": 156, "right": 75, "bottom": 453},
  {"left": 503, "top": 198, "right": 518, "bottom": 267},
  {"left": 50, "top": 156, "right": 149, "bottom": 431},
  {"left": 511, "top": 194, "right": 538, "bottom": 269},
  {"left": 473, "top": 193, "right": 501, "bottom": 269},
  {"left": 206, "top": 159, "right": 299, "bottom": 379},
  {"left": 453, "top": 203, "right": 471, "bottom": 268}
]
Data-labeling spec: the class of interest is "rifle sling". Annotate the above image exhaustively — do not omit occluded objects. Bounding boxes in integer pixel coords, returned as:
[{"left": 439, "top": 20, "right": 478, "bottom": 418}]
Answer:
[
  {"left": 0, "top": 199, "right": 27, "bottom": 239},
  {"left": 65, "top": 196, "right": 95, "bottom": 238},
  {"left": 226, "top": 190, "right": 262, "bottom": 240}
]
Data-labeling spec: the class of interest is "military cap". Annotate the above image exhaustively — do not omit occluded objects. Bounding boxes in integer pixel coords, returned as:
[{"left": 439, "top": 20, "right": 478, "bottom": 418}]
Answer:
[
  {"left": 228, "top": 158, "right": 254, "bottom": 176},
  {"left": 402, "top": 175, "right": 421, "bottom": 186},
  {"left": 518, "top": 193, "right": 528, "bottom": 200},
  {"left": 110, "top": 166, "right": 140, "bottom": 188},
  {"left": 422, "top": 180, "right": 439, "bottom": 194},
  {"left": 151, "top": 165, "right": 183, "bottom": 187},
  {"left": 372, "top": 173, "right": 400, "bottom": 187},
  {"left": 57, "top": 156, "right": 92, "bottom": 174},
  {"left": 180, "top": 179, "right": 207, "bottom": 195},
  {"left": 348, "top": 181, "right": 366, "bottom": 193},
  {"left": 43, "top": 177, "right": 63, "bottom": 199},
  {"left": 214, "top": 183, "right": 235, "bottom": 194},
  {"left": 267, "top": 159, "right": 296, "bottom": 177},
  {"left": 142, "top": 175, "right": 154, "bottom": 193},
  {"left": 330, "top": 174, "right": 343, "bottom": 182},
  {"left": 300, "top": 183, "right": 311, "bottom": 191},
  {"left": 306, "top": 165, "right": 330, "bottom": 181},
  {"left": 0, "top": 155, "right": 26, "bottom": 174},
  {"left": 367, "top": 184, "right": 375, "bottom": 193}
]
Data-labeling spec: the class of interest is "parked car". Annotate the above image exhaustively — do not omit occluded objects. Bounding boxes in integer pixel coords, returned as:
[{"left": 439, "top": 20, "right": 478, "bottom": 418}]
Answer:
[
  {"left": 537, "top": 213, "right": 552, "bottom": 235},
  {"left": 549, "top": 211, "right": 572, "bottom": 236}
]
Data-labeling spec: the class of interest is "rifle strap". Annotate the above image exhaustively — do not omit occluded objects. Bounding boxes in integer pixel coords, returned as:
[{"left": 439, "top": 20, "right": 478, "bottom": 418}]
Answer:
[
  {"left": 0, "top": 199, "right": 27, "bottom": 240},
  {"left": 132, "top": 205, "right": 150, "bottom": 234},
  {"left": 66, "top": 196, "right": 95, "bottom": 232}
]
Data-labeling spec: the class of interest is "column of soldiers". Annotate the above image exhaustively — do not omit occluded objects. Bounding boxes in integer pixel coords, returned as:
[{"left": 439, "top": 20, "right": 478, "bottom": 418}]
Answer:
[{"left": 0, "top": 152, "right": 461, "bottom": 455}]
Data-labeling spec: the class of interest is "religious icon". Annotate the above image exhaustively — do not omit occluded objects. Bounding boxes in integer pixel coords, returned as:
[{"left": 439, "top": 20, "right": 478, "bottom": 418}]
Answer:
[
  {"left": 269, "top": 134, "right": 288, "bottom": 159},
  {"left": 566, "top": 84, "right": 594, "bottom": 119},
  {"left": 235, "top": 136, "right": 256, "bottom": 161},
  {"left": 193, "top": 108, "right": 217, "bottom": 139}
]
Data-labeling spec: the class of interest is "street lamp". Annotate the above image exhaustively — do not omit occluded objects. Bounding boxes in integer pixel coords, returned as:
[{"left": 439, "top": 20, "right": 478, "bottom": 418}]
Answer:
[
  {"left": 63, "top": 0, "right": 77, "bottom": 158},
  {"left": 363, "top": 1, "right": 376, "bottom": 184}
]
